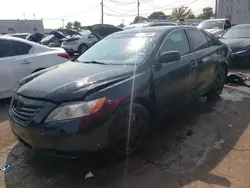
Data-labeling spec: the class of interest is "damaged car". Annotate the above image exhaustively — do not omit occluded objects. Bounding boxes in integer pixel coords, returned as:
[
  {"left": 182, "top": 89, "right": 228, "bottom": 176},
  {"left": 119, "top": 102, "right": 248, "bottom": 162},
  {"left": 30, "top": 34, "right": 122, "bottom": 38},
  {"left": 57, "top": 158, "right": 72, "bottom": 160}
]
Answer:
[
  {"left": 9, "top": 26, "right": 229, "bottom": 157},
  {"left": 219, "top": 24, "right": 250, "bottom": 67},
  {"left": 61, "top": 24, "right": 123, "bottom": 55}
]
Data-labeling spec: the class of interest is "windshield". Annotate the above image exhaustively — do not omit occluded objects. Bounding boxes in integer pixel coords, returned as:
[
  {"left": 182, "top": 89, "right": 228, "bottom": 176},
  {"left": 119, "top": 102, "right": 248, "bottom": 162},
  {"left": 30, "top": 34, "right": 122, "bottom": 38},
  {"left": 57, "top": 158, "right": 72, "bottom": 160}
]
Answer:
[
  {"left": 198, "top": 20, "right": 224, "bottom": 29},
  {"left": 222, "top": 27, "right": 250, "bottom": 38},
  {"left": 77, "top": 33, "right": 157, "bottom": 65}
]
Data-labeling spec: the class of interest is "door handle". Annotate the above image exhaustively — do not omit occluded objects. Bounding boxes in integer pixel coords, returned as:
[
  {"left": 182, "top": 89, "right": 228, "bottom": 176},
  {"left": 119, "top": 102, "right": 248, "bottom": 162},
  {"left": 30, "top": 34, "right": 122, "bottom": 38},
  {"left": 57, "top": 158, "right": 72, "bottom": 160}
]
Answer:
[
  {"left": 20, "top": 60, "right": 32, "bottom": 65},
  {"left": 190, "top": 60, "right": 198, "bottom": 68}
]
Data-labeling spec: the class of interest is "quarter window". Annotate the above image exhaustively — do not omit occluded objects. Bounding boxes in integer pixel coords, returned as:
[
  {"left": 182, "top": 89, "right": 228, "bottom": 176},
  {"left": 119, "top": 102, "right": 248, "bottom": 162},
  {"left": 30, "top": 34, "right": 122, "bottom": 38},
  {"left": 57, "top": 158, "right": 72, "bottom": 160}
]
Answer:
[
  {"left": 188, "top": 29, "right": 209, "bottom": 51},
  {"left": 159, "top": 29, "right": 191, "bottom": 56}
]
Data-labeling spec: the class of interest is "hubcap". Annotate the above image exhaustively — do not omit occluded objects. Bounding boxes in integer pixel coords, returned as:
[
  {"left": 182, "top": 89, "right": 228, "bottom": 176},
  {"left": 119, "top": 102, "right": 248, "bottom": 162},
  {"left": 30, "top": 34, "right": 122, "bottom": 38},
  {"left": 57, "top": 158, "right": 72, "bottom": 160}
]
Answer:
[
  {"left": 80, "top": 45, "right": 87, "bottom": 54},
  {"left": 114, "top": 112, "right": 144, "bottom": 152}
]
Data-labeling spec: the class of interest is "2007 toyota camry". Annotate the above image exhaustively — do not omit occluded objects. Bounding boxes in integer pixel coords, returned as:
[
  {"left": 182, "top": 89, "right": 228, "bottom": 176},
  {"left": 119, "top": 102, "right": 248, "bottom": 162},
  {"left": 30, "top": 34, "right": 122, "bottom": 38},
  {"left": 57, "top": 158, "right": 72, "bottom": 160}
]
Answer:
[{"left": 9, "top": 26, "right": 230, "bottom": 156}]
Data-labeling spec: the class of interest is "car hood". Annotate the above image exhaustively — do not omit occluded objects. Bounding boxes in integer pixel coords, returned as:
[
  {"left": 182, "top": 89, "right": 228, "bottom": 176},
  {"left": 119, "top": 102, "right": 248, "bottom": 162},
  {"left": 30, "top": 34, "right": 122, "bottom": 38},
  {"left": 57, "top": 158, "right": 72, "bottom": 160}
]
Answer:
[
  {"left": 17, "top": 62, "right": 134, "bottom": 102},
  {"left": 220, "top": 38, "right": 250, "bottom": 52},
  {"left": 205, "top": 28, "right": 223, "bottom": 35}
]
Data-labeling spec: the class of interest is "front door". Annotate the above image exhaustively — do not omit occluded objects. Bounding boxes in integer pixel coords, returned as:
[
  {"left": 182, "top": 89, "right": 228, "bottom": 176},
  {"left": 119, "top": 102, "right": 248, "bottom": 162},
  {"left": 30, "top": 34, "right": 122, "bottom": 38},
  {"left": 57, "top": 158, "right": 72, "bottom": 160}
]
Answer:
[{"left": 153, "top": 29, "right": 195, "bottom": 117}]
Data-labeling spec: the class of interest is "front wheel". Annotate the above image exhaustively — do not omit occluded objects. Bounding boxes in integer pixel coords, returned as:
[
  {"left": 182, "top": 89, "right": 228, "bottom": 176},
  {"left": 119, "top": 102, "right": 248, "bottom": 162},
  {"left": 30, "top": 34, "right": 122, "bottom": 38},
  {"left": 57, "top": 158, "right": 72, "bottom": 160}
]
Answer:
[
  {"left": 109, "top": 103, "right": 150, "bottom": 157},
  {"left": 207, "top": 67, "right": 226, "bottom": 99},
  {"left": 78, "top": 44, "right": 88, "bottom": 54}
]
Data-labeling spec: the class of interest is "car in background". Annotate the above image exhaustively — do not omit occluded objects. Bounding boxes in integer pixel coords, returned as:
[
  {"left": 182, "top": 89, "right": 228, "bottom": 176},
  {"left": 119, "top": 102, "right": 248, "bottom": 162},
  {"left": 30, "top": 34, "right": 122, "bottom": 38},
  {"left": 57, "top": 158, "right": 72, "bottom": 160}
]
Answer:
[
  {"left": 61, "top": 24, "right": 123, "bottom": 55},
  {"left": 123, "top": 23, "right": 151, "bottom": 30},
  {"left": 0, "top": 36, "right": 69, "bottom": 99},
  {"left": 11, "top": 33, "right": 31, "bottom": 39},
  {"left": 147, "top": 21, "right": 177, "bottom": 27},
  {"left": 40, "top": 30, "right": 72, "bottom": 47},
  {"left": 219, "top": 24, "right": 250, "bottom": 67},
  {"left": 9, "top": 26, "right": 229, "bottom": 157},
  {"left": 198, "top": 18, "right": 232, "bottom": 36}
]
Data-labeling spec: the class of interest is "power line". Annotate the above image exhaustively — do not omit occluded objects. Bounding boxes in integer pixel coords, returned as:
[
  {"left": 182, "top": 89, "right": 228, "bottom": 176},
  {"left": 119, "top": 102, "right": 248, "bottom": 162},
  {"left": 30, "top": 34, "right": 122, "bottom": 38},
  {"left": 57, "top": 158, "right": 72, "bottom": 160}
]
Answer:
[
  {"left": 104, "top": 0, "right": 205, "bottom": 17},
  {"left": 43, "top": 5, "right": 99, "bottom": 20}
]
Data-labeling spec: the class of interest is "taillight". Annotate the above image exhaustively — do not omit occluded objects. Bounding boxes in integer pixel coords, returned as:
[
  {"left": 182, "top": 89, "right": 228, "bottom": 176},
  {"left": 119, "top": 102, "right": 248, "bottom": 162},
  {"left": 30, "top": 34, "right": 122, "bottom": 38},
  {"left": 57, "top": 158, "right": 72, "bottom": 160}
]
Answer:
[{"left": 58, "top": 53, "right": 70, "bottom": 59}]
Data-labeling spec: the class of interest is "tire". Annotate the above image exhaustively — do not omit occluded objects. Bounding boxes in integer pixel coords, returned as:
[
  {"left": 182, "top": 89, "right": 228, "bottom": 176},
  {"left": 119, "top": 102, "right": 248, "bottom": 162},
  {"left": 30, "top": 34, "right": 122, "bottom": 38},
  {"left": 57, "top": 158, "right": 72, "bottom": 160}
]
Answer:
[
  {"left": 207, "top": 67, "right": 226, "bottom": 99},
  {"left": 109, "top": 103, "right": 150, "bottom": 157},
  {"left": 78, "top": 44, "right": 88, "bottom": 54}
]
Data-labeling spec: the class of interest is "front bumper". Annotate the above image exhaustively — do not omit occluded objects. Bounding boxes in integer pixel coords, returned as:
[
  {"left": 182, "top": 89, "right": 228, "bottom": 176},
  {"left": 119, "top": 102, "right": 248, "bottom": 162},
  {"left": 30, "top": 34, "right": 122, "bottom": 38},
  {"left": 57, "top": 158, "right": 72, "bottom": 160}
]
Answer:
[
  {"left": 61, "top": 43, "right": 79, "bottom": 53},
  {"left": 8, "top": 95, "right": 112, "bottom": 153},
  {"left": 9, "top": 118, "right": 111, "bottom": 152}
]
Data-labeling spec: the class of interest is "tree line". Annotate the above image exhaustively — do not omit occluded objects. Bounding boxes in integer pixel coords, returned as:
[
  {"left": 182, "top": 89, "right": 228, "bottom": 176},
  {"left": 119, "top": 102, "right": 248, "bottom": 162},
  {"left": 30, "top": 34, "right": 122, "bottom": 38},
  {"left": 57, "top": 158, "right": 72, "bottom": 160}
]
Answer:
[
  {"left": 129, "top": 6, "right": 214, "bottom": 25},
  {"left": 64, "top": 6, "right": 214, "bottom": 30}
]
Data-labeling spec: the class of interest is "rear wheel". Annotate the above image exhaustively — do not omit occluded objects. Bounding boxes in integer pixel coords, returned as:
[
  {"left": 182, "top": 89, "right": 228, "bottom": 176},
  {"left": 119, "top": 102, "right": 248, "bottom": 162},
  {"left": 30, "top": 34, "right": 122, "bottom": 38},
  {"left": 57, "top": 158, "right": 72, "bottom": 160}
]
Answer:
[
  {"left": 109, "top": 103, "right": 150, "bottom": 157},
  {"left": 207, "top": 67, "right": 226, "bottom": 99}
]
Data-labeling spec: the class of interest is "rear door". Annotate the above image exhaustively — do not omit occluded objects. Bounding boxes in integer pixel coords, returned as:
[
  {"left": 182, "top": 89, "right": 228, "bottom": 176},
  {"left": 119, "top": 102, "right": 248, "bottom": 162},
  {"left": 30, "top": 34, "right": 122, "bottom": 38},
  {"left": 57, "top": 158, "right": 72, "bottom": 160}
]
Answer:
[
  {"left": 0, "top": 39, "right": 15, "bottom": 96},
  {"left": 186, "top": 28, "right": 214, "bottom": 96},
  {"left": 0, "top": 39, "right": 34, "bottom": 95},
  {"left": 153, "top": 29, "right": 195, "bottom": 116}
]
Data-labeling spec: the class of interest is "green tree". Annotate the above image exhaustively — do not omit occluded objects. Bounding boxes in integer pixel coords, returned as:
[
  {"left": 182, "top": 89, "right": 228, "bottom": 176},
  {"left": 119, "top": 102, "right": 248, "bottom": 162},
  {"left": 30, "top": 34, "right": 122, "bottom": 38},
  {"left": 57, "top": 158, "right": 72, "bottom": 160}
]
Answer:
[
  {"left": 73, "top": 21, "right": 81, "bottom": 31},
  {"left": 187, "top": 13, "right": 196, "bottom": 19},
  {"left": 171, "top": 6, "right": 193, "bottom": 21},
  {"left": 148, "top": 11, "right": 166, "bottom": 20},
  {"left": 132, "top": 16, "right": 147, "bottom": 24},
  {"left": 117, "top": 23, "right": 125, "bottom": 28},
  {"left": 200, "top": 7, "right": 214, "bottom": 19},
  {"left": 65, "top": 22, "right": 73, "bottom": 29}
]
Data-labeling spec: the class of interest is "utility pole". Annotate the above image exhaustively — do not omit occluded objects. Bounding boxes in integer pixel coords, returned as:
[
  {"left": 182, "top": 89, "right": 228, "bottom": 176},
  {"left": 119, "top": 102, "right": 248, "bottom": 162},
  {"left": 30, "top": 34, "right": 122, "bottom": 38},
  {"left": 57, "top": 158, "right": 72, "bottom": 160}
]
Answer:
[
  {"left": 101, "top": 0, "right": 104, "bottom": 24},
  {"left": 62, "top": 19, "right": 65, "bottom": 28},
  {"left": 137, "top": 0, "right": 140, "bottom": 17}
]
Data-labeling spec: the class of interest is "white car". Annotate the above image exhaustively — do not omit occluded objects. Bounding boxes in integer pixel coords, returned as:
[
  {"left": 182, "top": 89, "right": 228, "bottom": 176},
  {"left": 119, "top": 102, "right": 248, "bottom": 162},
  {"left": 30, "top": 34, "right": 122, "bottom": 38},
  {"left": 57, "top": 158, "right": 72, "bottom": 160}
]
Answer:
[
  {"left": 61, "top": 30, "right": 99, "bottom": 55},
  {"left": 198, "top": 19, "right": 232, "bottom": 36},
  {"left": 0, "top": 36, "right": 70, "bottom": 99}
]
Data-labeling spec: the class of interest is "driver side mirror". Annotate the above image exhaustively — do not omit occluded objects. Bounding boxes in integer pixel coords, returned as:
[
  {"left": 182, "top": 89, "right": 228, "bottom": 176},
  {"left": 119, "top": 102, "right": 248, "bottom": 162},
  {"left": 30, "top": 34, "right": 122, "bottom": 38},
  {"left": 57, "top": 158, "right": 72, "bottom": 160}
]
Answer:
[{"left": 158, "top": 51, "right": 181, "bottom": 64}]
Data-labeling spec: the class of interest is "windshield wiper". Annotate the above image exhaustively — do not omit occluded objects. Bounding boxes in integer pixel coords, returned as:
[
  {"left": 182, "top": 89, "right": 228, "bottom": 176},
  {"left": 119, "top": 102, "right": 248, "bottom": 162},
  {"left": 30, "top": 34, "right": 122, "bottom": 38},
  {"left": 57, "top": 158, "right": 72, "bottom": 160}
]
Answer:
[{"left": 81, "top": 61, "right": 108, "bottom": 65}]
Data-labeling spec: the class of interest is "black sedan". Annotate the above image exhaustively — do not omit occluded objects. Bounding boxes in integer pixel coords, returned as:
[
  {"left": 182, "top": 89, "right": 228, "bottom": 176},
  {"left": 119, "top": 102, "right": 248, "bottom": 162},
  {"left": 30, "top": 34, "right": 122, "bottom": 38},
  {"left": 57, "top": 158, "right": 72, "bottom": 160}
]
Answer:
[
  {"left": 9, "top": 26, "right": 229, "bottom": 156},
  {"left": 219, "top": 24, "right": 250, "bottom": 67}
]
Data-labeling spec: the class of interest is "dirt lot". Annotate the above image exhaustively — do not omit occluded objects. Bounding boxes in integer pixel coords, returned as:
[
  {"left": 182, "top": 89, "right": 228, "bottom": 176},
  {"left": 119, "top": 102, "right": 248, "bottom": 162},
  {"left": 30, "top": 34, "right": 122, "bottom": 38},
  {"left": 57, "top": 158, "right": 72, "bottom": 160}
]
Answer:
[{"left": 1, "top": 71, "right": 250, "bottom": 188}]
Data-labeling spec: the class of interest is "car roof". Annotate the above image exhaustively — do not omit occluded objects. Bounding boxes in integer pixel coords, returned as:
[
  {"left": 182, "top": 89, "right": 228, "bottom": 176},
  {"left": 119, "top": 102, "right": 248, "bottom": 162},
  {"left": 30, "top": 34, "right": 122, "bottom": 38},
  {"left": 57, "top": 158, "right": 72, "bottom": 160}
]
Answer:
[
  {"left": 0, "top": 36, "right": 47, "bottom": 48},
  {"left": 203, "top": 18, "right": 228, "bottom": 22},
  {"left": 233, "top": 24, "right": 250, "bottom": 28},
  {"left": 113, "top": 26, "right": 195, "bottom": 35}
]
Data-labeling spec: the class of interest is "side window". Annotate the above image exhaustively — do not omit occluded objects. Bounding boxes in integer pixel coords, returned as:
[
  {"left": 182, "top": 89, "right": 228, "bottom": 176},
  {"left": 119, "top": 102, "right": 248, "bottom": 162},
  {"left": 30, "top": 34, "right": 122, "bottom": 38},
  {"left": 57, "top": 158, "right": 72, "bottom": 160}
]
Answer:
[
  {"left": 187, "top": 29, "right": 209, "bottom": 51},
  {"left": 159, "top": 29, "right": 191, "bottom": 56},
  {"left": 204, "top": 32, "right": 215, "bottom": 46},
  {"left": 10, "top": 41, "right": 32, "bottom": 56},
  {"left": 0, "top": 40, "right": 11, "bottom": 58}
]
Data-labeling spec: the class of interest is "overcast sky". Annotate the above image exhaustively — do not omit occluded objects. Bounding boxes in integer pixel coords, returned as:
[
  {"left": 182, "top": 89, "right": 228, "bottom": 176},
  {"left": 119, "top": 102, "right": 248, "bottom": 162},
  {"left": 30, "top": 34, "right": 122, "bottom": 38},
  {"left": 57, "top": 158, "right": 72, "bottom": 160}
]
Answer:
[{"left": 1, "top": 0, "right": 215, "bottom": 28}]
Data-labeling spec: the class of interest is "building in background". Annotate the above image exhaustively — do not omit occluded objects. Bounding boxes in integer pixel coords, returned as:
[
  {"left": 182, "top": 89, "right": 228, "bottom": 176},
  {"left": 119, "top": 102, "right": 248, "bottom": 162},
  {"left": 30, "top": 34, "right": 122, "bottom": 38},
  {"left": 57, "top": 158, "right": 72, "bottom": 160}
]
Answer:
[
  {"left": 216, "top": 0, "right": 250, "bottom": 25},
  {"left": 0, "top": 19, "right": 44, "bottom": 34}
]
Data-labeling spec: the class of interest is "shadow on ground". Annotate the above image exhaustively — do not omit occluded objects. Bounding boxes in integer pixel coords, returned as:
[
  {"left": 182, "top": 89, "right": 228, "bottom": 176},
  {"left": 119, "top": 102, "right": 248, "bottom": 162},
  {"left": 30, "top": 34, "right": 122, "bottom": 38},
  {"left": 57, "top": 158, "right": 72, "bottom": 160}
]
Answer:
[
  {"left": 4, "top": 87, "right": 250, "bottom": 188},
  {"left": 0, "top": 98, "right": 11, "bottom": 122}
]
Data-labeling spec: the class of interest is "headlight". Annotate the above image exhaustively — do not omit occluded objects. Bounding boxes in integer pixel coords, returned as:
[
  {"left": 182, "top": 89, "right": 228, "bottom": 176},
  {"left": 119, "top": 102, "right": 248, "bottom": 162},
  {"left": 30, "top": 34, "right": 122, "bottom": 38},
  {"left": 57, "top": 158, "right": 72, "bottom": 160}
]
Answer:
[
  {"left": 45, "top": 97, "right": 106, "bottom": 123},
  {"left": 66, "top": 41, "right": 78, "bottom": 45}
]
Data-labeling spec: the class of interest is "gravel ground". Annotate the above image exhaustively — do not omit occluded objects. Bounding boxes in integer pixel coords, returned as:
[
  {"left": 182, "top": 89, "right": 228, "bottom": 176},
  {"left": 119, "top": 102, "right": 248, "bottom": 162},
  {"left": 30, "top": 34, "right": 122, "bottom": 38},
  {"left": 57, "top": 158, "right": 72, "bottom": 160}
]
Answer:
[{"left": 1, "top": 84, "right": 250, "bottom": 188}]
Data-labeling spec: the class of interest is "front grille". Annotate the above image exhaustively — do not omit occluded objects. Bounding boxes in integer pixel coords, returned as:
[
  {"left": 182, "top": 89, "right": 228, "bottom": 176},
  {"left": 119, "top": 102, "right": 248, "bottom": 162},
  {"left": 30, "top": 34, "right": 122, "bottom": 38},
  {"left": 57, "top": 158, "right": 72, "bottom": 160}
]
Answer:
[{"left": 11, "top": 98, "right": 42, "bottom": 124}]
